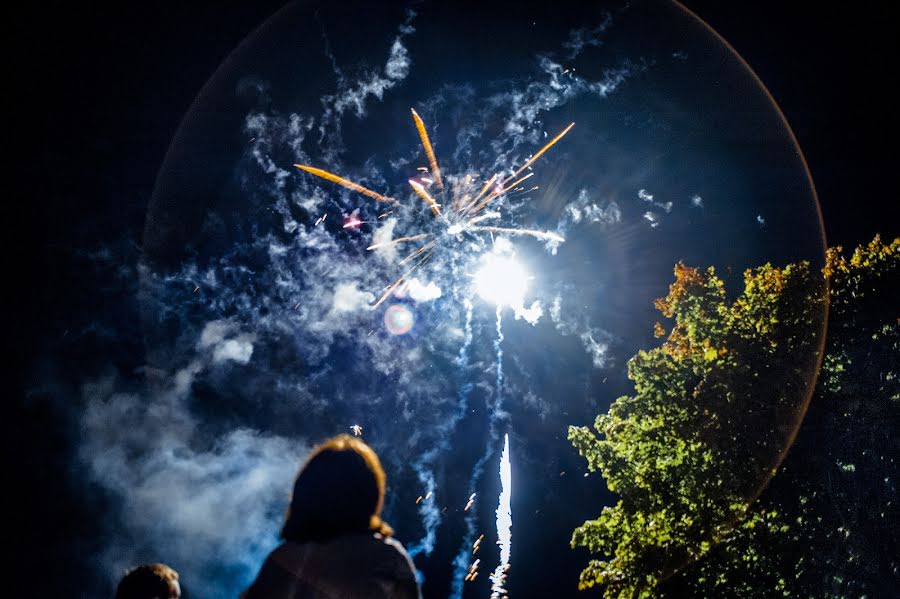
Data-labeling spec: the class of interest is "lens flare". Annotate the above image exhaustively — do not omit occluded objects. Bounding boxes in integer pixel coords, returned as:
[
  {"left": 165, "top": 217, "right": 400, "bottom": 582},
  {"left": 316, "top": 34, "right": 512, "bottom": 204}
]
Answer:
[{"left": 384, "top": 304, "right": 414, "bottom": 335}]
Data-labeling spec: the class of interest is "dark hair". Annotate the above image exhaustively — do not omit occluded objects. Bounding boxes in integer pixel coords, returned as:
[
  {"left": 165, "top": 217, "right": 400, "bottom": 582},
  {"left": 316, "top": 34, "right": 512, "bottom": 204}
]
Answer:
[
  {"left": 281, "top": 434, "right": 393, "bottom": 543},
  {"left": 115, "top": 563, "right": 180, "bottom": 599}
]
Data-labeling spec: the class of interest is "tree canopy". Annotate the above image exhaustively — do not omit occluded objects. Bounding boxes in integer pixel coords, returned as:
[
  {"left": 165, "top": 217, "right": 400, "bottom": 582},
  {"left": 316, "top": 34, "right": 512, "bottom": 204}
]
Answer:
[{"left": 569, "top": 235, "right": 898, "bottom": 597}]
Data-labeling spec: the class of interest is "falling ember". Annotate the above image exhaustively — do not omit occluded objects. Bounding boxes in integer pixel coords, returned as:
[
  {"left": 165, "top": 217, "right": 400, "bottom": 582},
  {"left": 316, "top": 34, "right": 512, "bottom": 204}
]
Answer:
[
  {"left": 489, "top": 433, "right": 512, "bottom": 599},
  {"left": 465, "top": 558, "right": 481, "bottom": 582}
]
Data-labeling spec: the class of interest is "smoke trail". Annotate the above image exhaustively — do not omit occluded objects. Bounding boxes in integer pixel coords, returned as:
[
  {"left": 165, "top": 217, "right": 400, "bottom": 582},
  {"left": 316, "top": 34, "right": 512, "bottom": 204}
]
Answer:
[
  {"left": 408, "top": 299, "right": 475, "bottom": 558},
  {"left": 450, "top": 307, "right": 506, "bottom": 598},
  {"left": 494, "top": 305, "right": 504, "bottom": 402},
  {"left": 489, "top": 433, "right": 512, "bottom": 598}
]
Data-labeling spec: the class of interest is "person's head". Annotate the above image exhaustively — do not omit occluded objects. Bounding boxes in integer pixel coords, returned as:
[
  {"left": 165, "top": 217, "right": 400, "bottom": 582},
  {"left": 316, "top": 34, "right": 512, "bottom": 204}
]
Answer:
[
  {"left": 115, "top": 563, "right": 180, "bottom": 599},
  {"left": 281, "top": 434, "right": 393, "bottom": 543}
]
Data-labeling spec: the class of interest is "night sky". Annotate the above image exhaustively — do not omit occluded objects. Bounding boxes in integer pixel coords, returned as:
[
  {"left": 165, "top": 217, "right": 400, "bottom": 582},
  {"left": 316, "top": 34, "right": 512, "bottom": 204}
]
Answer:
[{"left": 13, "top": 2, "right": 897, "bottom": 598}]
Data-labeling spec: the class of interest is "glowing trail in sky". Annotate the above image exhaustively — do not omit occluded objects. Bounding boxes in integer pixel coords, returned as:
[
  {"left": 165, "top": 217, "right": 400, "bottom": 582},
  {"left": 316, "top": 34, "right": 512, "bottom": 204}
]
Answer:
[
  {"left": 490, "top": 433, "right": 512, "bottom": 599},
  {"left": 292, "top": 164, "right": 395, "bottom": 203},
  {"left": 411, "top": 108, "right": 444, "bottom": 190},
  {"left": 504, "top": 121, "right": 575, "bottom": 183}
]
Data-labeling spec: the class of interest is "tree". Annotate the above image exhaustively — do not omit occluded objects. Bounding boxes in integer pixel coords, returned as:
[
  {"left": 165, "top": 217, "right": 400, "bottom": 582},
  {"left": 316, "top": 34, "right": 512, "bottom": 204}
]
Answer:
[
  {"left": 662, "top": 235, "right": 899, "bottom": 597},
  {"left": 569, "top": 236, "right": 898, "bottom": 597}
]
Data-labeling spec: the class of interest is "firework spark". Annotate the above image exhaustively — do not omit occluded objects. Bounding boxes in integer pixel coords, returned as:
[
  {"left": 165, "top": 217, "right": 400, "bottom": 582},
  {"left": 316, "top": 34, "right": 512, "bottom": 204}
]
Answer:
[
  {"left": 411, "top": 108, "right": 444, "bottom": 190},
  {"left": 293, "top": 111, "right": 574, "bottom": 307},
  {"left": 408, "top": 179, "right": 443, "bottom": 218},
  {"left": 293, "top": 164, "right": 395, "bottom": 204},
  {"left": 504, "top": 121, "right": 575, "bottom": 183}
]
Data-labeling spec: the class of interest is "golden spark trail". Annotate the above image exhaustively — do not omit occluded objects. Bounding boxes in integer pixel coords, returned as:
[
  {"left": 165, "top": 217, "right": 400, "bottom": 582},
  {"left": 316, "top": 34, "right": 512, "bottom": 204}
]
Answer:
[
  {"left": 408, "top": 179, "right": 443, "bottom": 217},
  {"left": 501, "top": 172, "right": 535, "bottom": 194},
  {"left": 372, "top": 249, "right": 434, "bottom": 309},
  {"left": 504, "top": 122, "right": 575, "bottom": 183},
  {"left": 294, "top": 164, "right": 396, "bottom": 203},
  {"left": 399, "top": 240, "right": 436, "bottom": 266},
  {"left": 462, "top": 174, "right": 497, "bottom": 214},
  {"left": 452, "top": 193, "right": 470, "bottom": 213},
  {"left": 367, "top": 233, "right": 432, "bottom": 251},
  {"left": 450, "top": 174, "right": 472, "bottom": 212},
  {"left": 471, "top": 173, "right": 535, "bottom": 214},
  {"left": 411, "top": 108, "right": 444, "bottom": 190}
]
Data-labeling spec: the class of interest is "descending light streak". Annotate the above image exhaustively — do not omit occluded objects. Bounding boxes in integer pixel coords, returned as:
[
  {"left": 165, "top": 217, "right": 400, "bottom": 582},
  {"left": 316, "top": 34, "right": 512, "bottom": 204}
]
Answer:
[
  {"left": 490, "top": 433, "right": 512, "bottom": 599},
  {"left": 504, "top": 121, "right": 575, "bottom": 183},
  {"left": 408, "top": 179, "right": 443, "bottom": 217},
  {"left": 411, "top": 108, "right": 444, "bottom": 190},
  {"left": 294, "top": 164, "right": 396, "bottom": 203}
]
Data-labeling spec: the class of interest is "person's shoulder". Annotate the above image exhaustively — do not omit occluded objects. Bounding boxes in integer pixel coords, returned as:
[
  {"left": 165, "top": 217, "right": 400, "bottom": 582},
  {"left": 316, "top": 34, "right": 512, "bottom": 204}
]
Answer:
[
  {"left": 374, "top": 533, "right": 410, "bottom": 556},
  {"left": 372, "top": 534, "right": 416, "bottom": 572}
]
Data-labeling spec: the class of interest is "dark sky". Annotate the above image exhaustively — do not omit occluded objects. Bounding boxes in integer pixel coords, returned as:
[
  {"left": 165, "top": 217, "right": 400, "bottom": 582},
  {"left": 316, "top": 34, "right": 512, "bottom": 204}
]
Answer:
[
  {"left": 13, "top": 1, "right": 896, "bottom": 597},
  {"left": 13, "top": 0, "right": 895, "bottom": 362}
]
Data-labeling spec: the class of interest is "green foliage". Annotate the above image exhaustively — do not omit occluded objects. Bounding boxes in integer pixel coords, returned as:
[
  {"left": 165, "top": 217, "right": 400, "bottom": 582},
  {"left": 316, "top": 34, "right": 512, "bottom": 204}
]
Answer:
[
  {"left": 570, "top": 236, "right": 899, "bottom": 597},
  {"left": 665, "top": 235, "right": 899, "bottom": 597}
]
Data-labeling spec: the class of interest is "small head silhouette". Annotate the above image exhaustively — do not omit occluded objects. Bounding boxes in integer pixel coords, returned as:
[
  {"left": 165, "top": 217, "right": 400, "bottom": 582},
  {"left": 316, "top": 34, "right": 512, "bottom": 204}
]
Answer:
[{"left": 115, "top": 563, "right": 180, "bottom": 599}]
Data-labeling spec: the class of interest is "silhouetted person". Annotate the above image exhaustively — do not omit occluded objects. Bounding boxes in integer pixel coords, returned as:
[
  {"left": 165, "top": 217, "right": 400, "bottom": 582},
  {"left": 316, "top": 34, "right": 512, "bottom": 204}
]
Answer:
[
  {"left": 116, "top": 563, "right": 181, "bottom": 599},
  {"left": 242, "top": 434, "right": 419, "bottom": 599}
]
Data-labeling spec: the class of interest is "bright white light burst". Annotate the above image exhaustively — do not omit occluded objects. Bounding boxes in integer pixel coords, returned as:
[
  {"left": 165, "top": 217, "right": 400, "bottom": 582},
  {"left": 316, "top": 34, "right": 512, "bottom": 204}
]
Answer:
[{"left": 474, "top": 254, "right": 529, "bottom": 307}]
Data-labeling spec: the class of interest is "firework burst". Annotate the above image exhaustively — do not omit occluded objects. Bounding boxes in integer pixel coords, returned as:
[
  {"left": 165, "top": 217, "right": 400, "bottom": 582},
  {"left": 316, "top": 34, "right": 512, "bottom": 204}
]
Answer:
[{"left": 294, "top": 109, "right": 573, "bottom": 308}]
